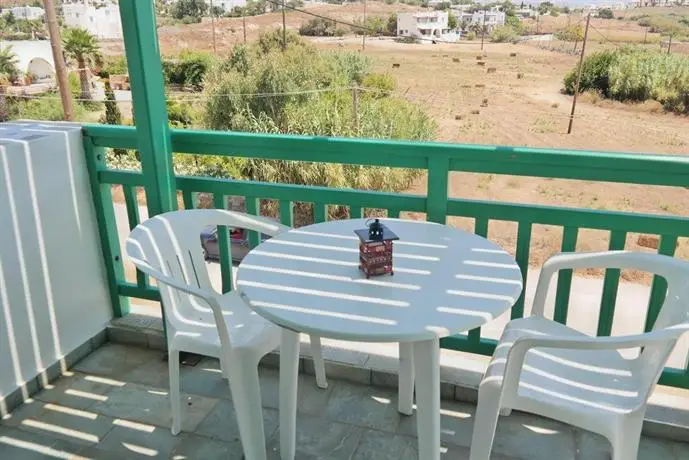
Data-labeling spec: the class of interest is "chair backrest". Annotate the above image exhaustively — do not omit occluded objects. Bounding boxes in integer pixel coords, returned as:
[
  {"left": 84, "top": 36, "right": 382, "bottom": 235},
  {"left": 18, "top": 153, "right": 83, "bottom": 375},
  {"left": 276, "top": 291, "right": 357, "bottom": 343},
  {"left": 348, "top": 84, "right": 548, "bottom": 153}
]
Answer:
[
  {"left": 125, "top": 209, "right": 289, "bottom": 344},
  {"left": 635, "top": 255, "right": 689, "bottom": 396}
]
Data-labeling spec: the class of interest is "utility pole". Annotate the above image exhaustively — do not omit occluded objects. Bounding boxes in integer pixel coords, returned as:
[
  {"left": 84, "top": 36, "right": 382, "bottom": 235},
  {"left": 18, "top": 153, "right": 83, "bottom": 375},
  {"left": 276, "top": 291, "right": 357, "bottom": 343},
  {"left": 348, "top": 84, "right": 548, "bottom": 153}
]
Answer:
[
  {"left": 351, "top": 87, "right": 360, "bottom": 136},
  {"left": 282, "top": 0, "right": 287, "bottom": 51},
  {"left": 243, "top": 9, "right": 247, "bottom": 44},
  {"left": 362, "top": 0, "right": 367, "bottom": 50},
  {"left": 667, "top": 35, "right": 672, "bottom": 54},
  {"left": 210, "top": 0, "right": 217, "bottom": 53},
  {"left": 536, "top": 12, "right": 540, "bottom": 35},
  {"left": 643, "top": 27, "right": 648, "bottom": 45},
  {"left": 568, "top": 13, "right": 590, "bottom": 135},
  {"left": 43, "top": 0, "right": 74, "bottom": 121},
  {"left": 480, "top": 7, "right": 487, "bottom": 51}
]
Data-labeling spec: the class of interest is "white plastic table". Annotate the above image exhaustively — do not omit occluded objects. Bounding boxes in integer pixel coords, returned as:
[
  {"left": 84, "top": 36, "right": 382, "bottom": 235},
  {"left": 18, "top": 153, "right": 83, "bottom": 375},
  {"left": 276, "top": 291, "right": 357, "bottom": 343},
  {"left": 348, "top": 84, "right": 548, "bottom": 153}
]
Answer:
[{"left": 236, "top": 218, "right": 523, "bottom": 460}]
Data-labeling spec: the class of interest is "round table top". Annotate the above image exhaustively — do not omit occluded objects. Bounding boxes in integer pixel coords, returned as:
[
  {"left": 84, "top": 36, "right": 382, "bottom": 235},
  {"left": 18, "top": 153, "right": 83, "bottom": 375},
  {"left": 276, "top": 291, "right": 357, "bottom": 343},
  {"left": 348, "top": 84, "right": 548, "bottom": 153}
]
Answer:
[{"left": 236, "top": 218, "right": 523, "bottom": 343}]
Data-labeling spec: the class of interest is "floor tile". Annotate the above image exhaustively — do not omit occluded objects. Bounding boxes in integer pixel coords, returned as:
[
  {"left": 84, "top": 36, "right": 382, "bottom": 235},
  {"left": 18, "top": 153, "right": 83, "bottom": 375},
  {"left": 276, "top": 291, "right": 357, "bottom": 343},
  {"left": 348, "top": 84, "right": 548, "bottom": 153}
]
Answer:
[
  {"left": 3, "top": 401, "right": 114, "bottom": 446},
  {"left": 194, "top": 399, "right": 279, "bottom": 444},
  {"left": 179, "top": 358, "right": 231, "bottom": 400},
  {"left": 492, "top": 412, "right": 576, "bottom": 460},
  {"left": 0, "top": 426, "right": 84, "bottom": 460},
  {"left": 267, "top": 414, "right": 362, "bottom": 460},
  {"left": 397, "top": 399, "right": 475, "bottom": 448},
  {"left": 88, "top": 383, "right": 218, "bottom": 433},
  {"left": 324, "top": 381, "right": 402, "bottom": 432},
  {"left": 258, "top": 367, "right": 333, "bottom": 416},
  {"left": 170, "top": 433, "right": 246, "bottom": 460},
  {"left": 73, "top": 344, "right": 162, "bottom": 379},
  {"left": 96, "top": 423, "right": 182, "bottom": 459},
  {"left": 34, "top": 372, "right": 124, "bottom": 411},
  {"left": 352, "top": 430, "right": 417, "bottom": 460}
]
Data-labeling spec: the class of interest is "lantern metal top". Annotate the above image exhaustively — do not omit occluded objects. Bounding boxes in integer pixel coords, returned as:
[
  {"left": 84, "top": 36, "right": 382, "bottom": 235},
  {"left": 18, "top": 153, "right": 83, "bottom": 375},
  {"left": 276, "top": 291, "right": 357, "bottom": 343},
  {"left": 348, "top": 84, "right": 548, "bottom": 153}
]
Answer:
[{"left": 354, "top": 223, "right": 399, "bottom": 244}]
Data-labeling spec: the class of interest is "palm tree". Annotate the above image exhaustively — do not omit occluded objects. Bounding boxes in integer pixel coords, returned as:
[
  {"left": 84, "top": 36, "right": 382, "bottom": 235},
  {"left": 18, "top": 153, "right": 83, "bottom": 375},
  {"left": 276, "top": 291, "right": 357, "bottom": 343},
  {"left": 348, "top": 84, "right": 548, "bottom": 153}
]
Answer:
[
  {"left": 62, "top": 27, "right": 102, "bottom": 100},
  {"left": 0, "top": 45, "right": 19, "bottom": 79},
  {"left": 0, "top": 46, "right": 18, "bottom": 123}
]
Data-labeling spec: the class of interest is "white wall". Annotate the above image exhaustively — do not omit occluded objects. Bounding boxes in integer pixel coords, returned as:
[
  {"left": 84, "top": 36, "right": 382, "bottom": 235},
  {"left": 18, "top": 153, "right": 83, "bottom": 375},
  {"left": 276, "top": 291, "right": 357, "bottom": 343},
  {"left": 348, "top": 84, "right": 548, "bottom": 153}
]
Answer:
[
  {"left": 62, "top": 3, "right": 123, "bottom": 40},
  {"left": 0, "top": 122, "right": 112, "bottom": 404}
]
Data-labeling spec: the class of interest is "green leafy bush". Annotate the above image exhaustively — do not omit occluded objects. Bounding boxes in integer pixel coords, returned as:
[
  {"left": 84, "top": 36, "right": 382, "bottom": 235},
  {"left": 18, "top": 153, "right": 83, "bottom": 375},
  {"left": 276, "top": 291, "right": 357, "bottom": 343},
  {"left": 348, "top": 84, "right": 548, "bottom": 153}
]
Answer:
[
  {"left": 554, "top": 24, "right": 584, "bottom": 42},
  {"left": 201, "top": 31, "right": 435, "bottom": 201},
  {"left": 163, "top": 51, "right": 216, "bottom": 90},
  {"left": 465, "top": 31, "right": 476, "bottom": 40},
  {"left": 598, "top": 8, "right": 613, "bottom": 19},
  {"left": 8, "top": 95, "right": 86, "bottom": 121},
  {"left": 299, "top": 18, "right": 341, "bottom": 37},
  {"left": 563, "top": 47, "right": 689, "bottom": 113},
  {"left": 491, "top": 25, "right": 518, "bottom": 43}
]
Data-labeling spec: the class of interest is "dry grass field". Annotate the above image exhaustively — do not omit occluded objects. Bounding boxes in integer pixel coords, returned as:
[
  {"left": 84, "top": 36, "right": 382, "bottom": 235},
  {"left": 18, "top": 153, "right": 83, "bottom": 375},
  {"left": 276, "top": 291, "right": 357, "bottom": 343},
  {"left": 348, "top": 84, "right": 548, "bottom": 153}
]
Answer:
[{"left": 109, "top": 3, "right": 689, "bottom": 283}]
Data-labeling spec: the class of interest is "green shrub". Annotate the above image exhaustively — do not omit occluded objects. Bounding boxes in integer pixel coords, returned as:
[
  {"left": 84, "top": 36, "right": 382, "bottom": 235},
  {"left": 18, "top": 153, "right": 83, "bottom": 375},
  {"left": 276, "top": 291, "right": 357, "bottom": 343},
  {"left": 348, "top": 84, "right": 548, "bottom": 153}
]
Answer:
[
  {"left": 563, "top": 50, "right": 618, "bottom": 96},
  {"left": 8, "top": 95, "right": 86, "bottom": 121},
  {"left": 563, "top": 47, "right": 689, "bottom": 113},
  {"left": 598, "top": 8, "right": 613, "bottom": 19},
  {"left": 201, "top": 38, "right": 435, "bottom": 200},
  {"left": 163, "top": 51, "right": 216, "bottom": 90},
  {"left": 465, "top": 31, "right": 476, "bottom": 40},
  {"left": 361, "top": 72, "right": 396, "bottom": 96},
  {"left": 102, "top": 55, "right": 127, "bottom": 76},
  {"left": 491, "top": 25, "right": 518, "bottom": 43},
  {"left": 554, "top": 24, "right": 584, "bottom": 42},
  {"left": 299, "top": 18, "right": 340, "bottom": 37}
]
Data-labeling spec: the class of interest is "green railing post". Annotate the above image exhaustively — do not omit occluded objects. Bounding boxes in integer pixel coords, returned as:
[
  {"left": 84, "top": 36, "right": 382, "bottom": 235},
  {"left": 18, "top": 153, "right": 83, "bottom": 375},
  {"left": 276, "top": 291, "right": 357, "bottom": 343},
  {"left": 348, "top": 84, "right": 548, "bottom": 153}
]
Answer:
[
  {"left": 119, "top": 0, "right": 176, "bottom": 216},
  {"left": 427, "top": 156, "right": 450, "bottom": 224},
  {"left": 83, "top": 138, "right": 130, "bottom": 317}
]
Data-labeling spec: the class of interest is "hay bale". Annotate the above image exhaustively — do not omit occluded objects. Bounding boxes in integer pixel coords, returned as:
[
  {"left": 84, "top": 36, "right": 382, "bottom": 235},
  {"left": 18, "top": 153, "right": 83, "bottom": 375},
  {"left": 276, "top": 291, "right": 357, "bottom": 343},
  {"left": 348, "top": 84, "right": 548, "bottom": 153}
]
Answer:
[
  {"left": 442, "top": 54, "right": 449, "bottom": 57},
  {"left": 517, "top": 72, "right": 524, "bottom": 79},
  {"left": 487, "top": 67, "right": 497, "bottom": 73},
  {"left": 470, "top": 109, "right": 480, "bottom": 115},
  {"left": 637, "top": 235, "right": 660, "bottom": 250},
  {"left": 475, "top": 83, "right": 486, "bottom": 88},
  {"left": 510, "top": 52, "right": 517, "bottom": 57},
  {"left": 476, "top": 55, "right": 482, "bottom": 60},
  {"left": 477, "top": 61, "right": 486, "bottom": 66},
  {"left": 392, "top": 63, "right": 401, "bottom": 68},
  {"left": 455, "top": 114, "right": 464, "bottom": 120},
  {"left": 452, "top": 57, "right": 460, "bottom": 63}
]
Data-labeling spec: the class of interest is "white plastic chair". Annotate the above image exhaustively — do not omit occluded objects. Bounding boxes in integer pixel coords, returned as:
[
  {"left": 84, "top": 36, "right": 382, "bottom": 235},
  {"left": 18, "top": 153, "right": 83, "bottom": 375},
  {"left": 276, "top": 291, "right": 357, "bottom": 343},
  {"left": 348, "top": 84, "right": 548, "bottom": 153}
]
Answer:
[
  {"left": 125, "top": 209, "right": 327, "bottom": 460},
  {"left": 469, "top": 251, "right": 689, "bottom": 460}
]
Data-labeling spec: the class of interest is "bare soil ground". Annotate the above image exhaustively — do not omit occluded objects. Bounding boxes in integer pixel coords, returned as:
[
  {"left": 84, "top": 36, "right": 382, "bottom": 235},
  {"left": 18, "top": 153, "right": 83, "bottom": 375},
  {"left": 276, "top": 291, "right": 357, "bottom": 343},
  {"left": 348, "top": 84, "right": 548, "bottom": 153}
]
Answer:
[{"left": 111, "top": 4, "right": 689, "bottom": 284}]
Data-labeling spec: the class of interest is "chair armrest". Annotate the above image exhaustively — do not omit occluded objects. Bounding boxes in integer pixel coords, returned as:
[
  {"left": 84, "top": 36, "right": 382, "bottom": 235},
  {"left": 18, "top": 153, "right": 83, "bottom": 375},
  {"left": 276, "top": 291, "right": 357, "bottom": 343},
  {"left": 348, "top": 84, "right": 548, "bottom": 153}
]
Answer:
[
  {"left": 128, "top": 253, "right": 221, "bottom": 311},
  {"left": 532, "top": 251, "right": 684, "bottom": 317},
  {"left": 217, "top": 210, "right": 291, "bottom": 238},
  {"left": 500, "top": 326, "right": 688, "bottom": 397}
]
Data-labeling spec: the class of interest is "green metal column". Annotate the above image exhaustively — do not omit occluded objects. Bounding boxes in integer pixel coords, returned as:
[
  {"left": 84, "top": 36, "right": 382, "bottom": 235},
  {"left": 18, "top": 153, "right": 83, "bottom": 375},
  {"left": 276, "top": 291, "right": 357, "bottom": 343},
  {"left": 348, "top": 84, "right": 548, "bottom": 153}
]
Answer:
[{"left": 119, "top": 0, "right": 176, "bottom": 216}]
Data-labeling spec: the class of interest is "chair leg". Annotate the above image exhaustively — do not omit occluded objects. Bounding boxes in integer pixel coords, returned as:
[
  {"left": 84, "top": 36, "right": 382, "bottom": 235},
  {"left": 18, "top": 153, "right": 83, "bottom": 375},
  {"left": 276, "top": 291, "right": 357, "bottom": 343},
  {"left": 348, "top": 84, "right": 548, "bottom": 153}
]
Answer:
[
  {"left": 398, "top": 342, "right": 415, "bottom": 415},
  {"left": 611, "top": 418, "right": 643, "bottom": 460},
  {"left": 227, "top": 361, "right": 267, "bottom": 460},
  {"left": 469, "top": 385, "right": 502, "bottom": 460},
  {"left": 310, "top": 335, "right": 328, "bottom": 389},
  {"left": 168, "top": 348, "right": 182, "bottom": 436}
]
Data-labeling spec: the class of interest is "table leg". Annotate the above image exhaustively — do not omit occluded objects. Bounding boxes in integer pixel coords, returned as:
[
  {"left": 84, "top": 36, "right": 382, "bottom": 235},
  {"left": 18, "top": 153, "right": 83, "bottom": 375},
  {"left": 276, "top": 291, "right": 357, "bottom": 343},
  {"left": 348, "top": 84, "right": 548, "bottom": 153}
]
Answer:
[
  {"left": 280, "top": 329, "right": 299, "bottom": 460},
  {"left": 398, "top": 342, "right": 415, "bottom": 415},
  {"left": 413, "top": 338, "right": 440, "bottom": 460}
]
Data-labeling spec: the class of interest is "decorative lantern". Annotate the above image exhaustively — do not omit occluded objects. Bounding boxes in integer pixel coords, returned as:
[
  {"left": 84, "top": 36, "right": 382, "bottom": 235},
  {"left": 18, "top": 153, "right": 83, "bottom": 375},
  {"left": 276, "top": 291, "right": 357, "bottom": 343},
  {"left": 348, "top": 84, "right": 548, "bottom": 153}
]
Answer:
[{"left": 355, "top": 219, "right": 399, "bottom": 278}]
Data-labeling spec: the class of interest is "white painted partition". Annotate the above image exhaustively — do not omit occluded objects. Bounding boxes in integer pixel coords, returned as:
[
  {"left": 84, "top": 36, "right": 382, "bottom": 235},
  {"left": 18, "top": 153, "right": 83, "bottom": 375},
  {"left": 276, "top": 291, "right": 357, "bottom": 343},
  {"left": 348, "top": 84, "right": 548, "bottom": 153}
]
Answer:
[{"left": 0, "top": 122, "right": 112, "bottom": 410}]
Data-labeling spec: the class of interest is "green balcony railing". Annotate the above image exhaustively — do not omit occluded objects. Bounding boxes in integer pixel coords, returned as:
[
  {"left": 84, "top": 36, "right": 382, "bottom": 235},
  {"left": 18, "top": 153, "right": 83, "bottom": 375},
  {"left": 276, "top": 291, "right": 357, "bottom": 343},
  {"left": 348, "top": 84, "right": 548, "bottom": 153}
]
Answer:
[{"left": 82, "top": 123, "right": 689, "bottom": 389}]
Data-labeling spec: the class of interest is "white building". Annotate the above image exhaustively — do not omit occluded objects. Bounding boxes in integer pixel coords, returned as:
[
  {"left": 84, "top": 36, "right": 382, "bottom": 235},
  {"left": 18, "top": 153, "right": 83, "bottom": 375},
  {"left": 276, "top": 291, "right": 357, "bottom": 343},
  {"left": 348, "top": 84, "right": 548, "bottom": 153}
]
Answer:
[
  {"left": 210, "top": 0, "right": 248, "bottom": 12},
  {"left": 459, "top": 7, "right": 505, "bottom": 31},
  {"left": 62, "top": 2, "right": 123, "bottom": 40},
  {"left": 0, "top": 6, "right": 45, "bottom": 20},
  {"left": 397, "top": 11, "right": 458, "bottom": 42},
  {"left": 0, "top": 40, "right": 54, "bottom": 81}
]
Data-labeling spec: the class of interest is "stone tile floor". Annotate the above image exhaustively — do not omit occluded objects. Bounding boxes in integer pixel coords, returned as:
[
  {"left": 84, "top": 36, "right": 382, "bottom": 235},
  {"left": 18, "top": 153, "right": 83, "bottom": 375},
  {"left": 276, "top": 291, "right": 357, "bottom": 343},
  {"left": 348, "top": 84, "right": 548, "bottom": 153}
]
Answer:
[{"left": 1, "top": 343, "right": 688, "bottom": 460}]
